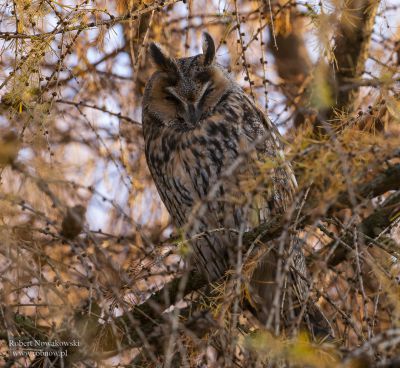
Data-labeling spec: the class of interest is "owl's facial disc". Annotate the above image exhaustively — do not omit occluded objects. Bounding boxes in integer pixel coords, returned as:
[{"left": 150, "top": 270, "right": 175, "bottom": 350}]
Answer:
[
  {"left": 165, "top": 81, "right": 213, "bottom": 125},
  {"left": 146, "top": 34, "right": 231, "bottom": 128}
]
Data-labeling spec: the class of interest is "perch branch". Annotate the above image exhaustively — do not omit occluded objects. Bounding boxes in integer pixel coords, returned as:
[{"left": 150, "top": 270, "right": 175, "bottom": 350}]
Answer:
[{"left": 3, "top": 158, "right": 399, "bottom": 363}]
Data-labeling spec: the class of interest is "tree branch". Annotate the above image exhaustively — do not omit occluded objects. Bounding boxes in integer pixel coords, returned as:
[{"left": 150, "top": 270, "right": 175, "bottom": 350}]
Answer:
[
  {"left": 333, "top": 162, "right": 400, "bottom": 210},
  {"left": 4, "top": 158, "right": 399, "bottom": 364},
  {"left": 330, "top": 0, "right": 380, "bottom": 115},
  {"left": 315, "top": 189, "right": 400, "bottom": 267}
]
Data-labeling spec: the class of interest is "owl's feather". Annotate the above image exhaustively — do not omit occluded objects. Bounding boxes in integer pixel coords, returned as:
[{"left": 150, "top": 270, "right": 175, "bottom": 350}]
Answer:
[
  {"left": 142, "top": 33, "right": 331, "bottom": 335},
  {"left": 144, "top": 86, "right": 296, "bottom": 278}
]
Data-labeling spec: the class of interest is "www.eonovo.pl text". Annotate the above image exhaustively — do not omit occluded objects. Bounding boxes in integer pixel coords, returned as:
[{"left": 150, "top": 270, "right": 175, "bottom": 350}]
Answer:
[{"left": 10, "top": 350, "right": 68, "bottom": 358}]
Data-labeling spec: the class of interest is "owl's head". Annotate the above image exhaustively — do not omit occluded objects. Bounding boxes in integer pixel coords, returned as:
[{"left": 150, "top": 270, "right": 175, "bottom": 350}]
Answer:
[{"left": 143, "top": 33, "right": 233, "bottom": 128}]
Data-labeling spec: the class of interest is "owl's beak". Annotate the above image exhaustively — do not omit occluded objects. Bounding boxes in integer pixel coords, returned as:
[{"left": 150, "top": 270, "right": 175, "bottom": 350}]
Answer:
[{"left": 186, "top": 103, "right": 202, "bottom": 125}]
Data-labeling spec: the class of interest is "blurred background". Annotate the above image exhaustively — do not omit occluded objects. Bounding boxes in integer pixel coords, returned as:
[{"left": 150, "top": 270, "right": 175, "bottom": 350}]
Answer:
[{"left": 0, "top": 0, "right": 400, "bottom": 366}]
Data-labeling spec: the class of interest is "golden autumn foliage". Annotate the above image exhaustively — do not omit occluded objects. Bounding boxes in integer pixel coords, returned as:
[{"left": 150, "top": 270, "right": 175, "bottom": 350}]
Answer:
[{"left": 0, "top": 0, "right": 399, "bottom": 367}]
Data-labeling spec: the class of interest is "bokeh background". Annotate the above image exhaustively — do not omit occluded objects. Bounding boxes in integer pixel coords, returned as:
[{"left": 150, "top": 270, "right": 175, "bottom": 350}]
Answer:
[{"left": 1, "top": 0, "right": 400, "bottom": 366}]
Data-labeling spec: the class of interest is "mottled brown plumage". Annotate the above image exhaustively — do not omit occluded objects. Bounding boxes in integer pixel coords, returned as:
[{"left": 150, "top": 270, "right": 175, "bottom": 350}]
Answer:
[{"left": 142, "top": 34, "right": 329, "bottom": 333}]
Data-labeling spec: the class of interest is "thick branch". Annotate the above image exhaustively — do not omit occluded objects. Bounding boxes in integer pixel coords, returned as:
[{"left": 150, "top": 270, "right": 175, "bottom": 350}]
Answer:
[
  {"left": 266, "top": 3, "right": 312, "bottom": 127},
  {"left": 315, "top": 190, "right": 400, "bottom": 267},
  {"left": 137, "top": 164, "right": 400, "bottom": 326},
  {"left": 331, "top": 0, "right": 380, "bottom": 114},
  {"left": 5, "top": 161, "right": 399, "bottom": 363},
  {"left": 333, "top": 163, "right": 400, "bottom": 210}
]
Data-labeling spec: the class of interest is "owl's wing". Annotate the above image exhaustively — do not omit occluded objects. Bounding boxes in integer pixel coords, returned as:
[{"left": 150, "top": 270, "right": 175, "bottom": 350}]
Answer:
[
  {"left": 232, "top": 94, "right": 297, "bottom": 227},
  {"left": 238, "top": 98, "right": 332, "bottom": 335}
]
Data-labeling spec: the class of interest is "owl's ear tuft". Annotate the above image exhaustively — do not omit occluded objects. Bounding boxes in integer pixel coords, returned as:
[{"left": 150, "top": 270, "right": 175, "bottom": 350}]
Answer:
[
  {"left": 202, "top": 32, "right": 215, "bottom": 66},
  {"left": 149, "top": 42, "right": 178, "bottom": 74}
]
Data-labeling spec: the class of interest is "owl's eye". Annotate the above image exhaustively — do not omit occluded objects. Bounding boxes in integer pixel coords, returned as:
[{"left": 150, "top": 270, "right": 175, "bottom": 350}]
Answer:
[
  {"left": 196, "top": 71, "right": 211, "bottom": 82},
  {"left": 165, "top": 94, "right": 181, "bottom": 104},
  {"left": 203, "top": 86, "right": 214, "bottom": 97},
  {"left": 199, "top": 85, "right": 214, "bottom": 103}
]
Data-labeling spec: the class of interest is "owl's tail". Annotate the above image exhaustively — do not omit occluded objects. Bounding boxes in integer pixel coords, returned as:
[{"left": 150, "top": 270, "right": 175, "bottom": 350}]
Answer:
[{"left": 248, "top": 236, "right": 333, "bottom": 339}]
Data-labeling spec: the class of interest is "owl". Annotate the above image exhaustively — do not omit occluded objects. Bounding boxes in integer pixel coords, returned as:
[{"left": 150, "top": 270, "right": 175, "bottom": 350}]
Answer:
[{"left": 142, "top": 33, "right": 319, "bottom": 328}]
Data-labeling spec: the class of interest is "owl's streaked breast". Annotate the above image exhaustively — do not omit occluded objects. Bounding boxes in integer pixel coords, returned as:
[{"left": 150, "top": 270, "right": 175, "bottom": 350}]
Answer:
[
  {"left": 143, "top": 90, "right": 294, "bottom": 230},
  {"left": 142, "top": 35, "right": 297, "bottom": 280}
]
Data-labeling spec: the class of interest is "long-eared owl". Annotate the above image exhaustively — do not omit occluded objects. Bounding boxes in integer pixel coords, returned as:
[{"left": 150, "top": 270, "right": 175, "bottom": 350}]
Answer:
[{"left": 142, "top": 33, "right": 300, "bottom": 315}]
